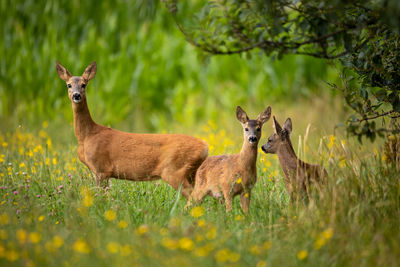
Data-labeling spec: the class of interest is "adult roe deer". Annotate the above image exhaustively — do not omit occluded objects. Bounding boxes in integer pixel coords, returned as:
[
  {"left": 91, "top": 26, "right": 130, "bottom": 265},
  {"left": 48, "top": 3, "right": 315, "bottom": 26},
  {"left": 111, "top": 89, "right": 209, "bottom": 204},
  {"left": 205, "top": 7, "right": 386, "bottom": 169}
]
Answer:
[
  {"left": 261, "top": 116, "right": 327, "bottom": 199},
  {"left": 56, "top": 61, "right": 208, "bottom": 198},
  {"left": 187, "top": 106, "right": 271, "bottom": 213}
]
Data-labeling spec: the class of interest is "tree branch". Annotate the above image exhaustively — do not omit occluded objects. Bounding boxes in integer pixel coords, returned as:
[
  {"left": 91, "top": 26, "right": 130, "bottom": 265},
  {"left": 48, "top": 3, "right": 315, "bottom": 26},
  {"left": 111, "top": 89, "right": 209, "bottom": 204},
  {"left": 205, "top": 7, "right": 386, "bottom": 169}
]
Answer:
[{"left": 356, "top": 111, "right": 397, "bottom": 122}]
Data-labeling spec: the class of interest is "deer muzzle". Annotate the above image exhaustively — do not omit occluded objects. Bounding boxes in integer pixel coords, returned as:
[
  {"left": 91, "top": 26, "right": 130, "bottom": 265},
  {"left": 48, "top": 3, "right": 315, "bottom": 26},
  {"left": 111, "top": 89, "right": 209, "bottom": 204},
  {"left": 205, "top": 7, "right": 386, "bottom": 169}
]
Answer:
[
  {"left": 72, "top": 93, "right": 82, "bottom": 103},
  {"left": 248, "top": 136, "right": 257, "bottom": 144}
]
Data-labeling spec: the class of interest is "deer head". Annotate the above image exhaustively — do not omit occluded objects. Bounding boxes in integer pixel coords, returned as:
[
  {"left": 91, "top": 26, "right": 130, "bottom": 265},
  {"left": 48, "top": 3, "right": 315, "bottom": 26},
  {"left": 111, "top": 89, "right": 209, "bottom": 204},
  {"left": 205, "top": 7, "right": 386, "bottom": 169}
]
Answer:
[
  {"left": 236, "top": 106, "right": 272, "bottom": 146},
  {"left": 56, "top": 61, "right": 97, "bottom": 104},
  {"left": 261, "top": 116, "right": 292, "bottom": 154}
]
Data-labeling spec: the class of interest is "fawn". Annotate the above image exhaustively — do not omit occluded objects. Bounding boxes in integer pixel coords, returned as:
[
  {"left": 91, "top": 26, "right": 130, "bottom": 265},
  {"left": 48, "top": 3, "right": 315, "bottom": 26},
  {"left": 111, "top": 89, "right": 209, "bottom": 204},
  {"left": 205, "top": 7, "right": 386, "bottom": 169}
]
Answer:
[
  {"left": 261, "top": 116, "right": 327, "bottom": 199},
  {"left": 56, "top": 61, "right": 208, "bottom": 198},
  {"left": 187, "top": 106, "right": 271, "bottom": 213}
]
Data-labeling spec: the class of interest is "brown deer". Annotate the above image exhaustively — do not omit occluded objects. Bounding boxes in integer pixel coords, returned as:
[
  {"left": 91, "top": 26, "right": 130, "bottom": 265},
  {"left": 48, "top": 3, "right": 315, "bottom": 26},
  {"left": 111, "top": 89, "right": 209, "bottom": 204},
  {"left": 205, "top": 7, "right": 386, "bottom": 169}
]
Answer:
[
  {"left": 186, "top": 106, "right": 271, "bottom": 213},
  {"left": 261, "top": 116, "right": 327, "bottom": 199},
  {"left": 56, "top": 61, "right": 208, "bottom": 198}
]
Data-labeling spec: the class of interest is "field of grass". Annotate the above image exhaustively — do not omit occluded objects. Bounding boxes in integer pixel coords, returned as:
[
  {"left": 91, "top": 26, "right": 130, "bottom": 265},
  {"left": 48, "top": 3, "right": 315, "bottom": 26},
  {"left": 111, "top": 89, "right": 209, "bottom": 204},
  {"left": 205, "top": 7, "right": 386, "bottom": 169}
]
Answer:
[
  {"left": 1, "top": 1, "right": 400, "bottom": 266},
  {"left": 0, "top": 101, "right": 399, "bottom": 266}
]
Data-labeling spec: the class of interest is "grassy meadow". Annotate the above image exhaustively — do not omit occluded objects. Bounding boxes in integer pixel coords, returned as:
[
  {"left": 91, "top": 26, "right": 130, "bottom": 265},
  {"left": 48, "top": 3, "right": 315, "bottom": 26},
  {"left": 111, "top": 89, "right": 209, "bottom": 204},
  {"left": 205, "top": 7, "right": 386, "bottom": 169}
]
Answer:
[{"left": 1, "top": 1, "right": 400, "bottom": 266}]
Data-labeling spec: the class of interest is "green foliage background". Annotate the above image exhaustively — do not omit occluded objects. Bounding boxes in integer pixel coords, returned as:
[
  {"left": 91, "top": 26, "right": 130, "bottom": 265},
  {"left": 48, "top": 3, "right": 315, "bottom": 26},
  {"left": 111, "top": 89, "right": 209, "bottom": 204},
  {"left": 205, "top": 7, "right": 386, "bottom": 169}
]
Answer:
[{"left": 0, "top": 0, "right": 340, "bottom": 132}]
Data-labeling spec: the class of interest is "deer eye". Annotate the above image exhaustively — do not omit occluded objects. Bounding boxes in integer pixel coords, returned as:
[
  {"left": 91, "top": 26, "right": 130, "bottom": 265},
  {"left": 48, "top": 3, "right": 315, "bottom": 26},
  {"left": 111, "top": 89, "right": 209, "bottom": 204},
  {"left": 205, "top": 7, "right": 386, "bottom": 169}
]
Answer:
[
  {"left": 82, "top": 84, "right": 86, "bottom": 89},
  {"left": 245, "top": 128, "right": 249, "bottom": 131},
  {"left": 67, "top": 84, "right": 72, "bottom": 88},
  {"left": 256, "top": 128, "right": 261, "bottom": 132}
]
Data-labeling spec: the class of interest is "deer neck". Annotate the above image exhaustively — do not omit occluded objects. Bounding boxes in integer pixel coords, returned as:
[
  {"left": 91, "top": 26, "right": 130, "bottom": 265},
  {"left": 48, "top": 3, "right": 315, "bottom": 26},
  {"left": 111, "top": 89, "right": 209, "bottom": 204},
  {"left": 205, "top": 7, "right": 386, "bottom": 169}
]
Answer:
[
  {"left": 72, "top": 99, "right": 96, "bottom": 144},
  {"left": 239, "top": 141, "right": 258, "bottom": 172},
  {"left": 276, "top": 140, "right": 298, "bottom": 178}
]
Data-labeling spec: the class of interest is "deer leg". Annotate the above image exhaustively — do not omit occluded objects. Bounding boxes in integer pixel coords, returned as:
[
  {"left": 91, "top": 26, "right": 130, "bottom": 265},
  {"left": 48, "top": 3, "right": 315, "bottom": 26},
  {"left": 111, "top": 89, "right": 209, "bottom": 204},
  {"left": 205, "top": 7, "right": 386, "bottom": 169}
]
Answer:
[
  {"left": 184, "top": 188, "right": 207, "bottom": 210},
  {"left": 240, "top": 191, "right": 251, "bottom": 213},
  {"left": 94, "top": 172, "right": 109, "bottom": 188},
  {"left": 161, "top": 167, "right": 193, "bottom": 199},
  {"left": 222, "top": 190, "right": 233, "bottom": 212}
]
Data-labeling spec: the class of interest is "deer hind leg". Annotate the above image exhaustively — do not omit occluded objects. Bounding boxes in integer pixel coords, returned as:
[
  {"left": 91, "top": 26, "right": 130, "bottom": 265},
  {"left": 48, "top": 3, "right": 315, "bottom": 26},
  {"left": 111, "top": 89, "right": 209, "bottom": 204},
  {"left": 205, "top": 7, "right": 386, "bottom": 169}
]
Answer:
[
  {"left": 240, "top": 191, "right": 251, "bottom": 213},
  {"left": 222, "top": 189, "right": 233, "bottom": 212},
  {"left": 94, "top": 172, "right": 110, "bottom": 188},
  {"left": 161, "top": 167, "right": 193, "bottom": 199},
  {"left": 185, "top": 187, "right": 208, "bottom": 210}
]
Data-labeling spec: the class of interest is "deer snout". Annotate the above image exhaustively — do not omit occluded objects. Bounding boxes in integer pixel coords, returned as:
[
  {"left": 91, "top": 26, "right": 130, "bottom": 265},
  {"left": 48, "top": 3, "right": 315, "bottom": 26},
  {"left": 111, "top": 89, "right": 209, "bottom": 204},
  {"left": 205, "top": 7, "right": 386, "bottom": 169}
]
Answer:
[
  {"left": 248, "top": 136, "right": 258, "bottom": 144},
  {"left": 72, "top": 93, "right": 82, "bottom": 103},
  {"left": 261, "top": 145, "right": 267, "bottom": 153}
]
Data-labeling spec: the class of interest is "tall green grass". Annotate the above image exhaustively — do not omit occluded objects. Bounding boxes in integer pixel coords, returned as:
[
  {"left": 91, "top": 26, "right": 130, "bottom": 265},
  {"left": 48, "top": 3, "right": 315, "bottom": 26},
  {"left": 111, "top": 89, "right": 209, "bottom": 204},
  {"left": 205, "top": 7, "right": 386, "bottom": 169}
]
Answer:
[
  {"left": 0, "top": 120, "right": 398, "bottom": 266},
  {"left": 0, "top": 0, "right": 340, "bottom": 132}
]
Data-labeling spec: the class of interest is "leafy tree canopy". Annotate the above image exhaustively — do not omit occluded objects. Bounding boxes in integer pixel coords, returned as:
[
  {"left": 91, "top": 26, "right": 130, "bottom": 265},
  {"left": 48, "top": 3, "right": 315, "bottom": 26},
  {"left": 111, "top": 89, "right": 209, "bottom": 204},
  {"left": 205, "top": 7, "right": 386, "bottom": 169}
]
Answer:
[{"left": 164, "top": 0, "right": 400, "bottom": 142}]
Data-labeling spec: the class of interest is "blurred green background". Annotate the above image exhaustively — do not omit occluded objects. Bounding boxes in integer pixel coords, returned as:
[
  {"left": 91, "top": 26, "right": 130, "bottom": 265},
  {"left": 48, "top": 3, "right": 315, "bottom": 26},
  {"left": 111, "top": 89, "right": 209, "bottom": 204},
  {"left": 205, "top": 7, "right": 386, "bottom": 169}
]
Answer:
[{"left": 0, "top": 0, "right": 343, "bottom": 136}]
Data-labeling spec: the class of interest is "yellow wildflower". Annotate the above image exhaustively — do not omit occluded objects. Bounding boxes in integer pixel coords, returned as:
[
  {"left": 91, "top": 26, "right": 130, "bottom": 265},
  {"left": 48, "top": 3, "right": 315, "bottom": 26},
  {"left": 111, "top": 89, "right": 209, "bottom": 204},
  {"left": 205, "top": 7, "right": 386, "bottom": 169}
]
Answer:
[
  {"left": 230, "top": 252, "right": 240, "bottom": 262},
  {"left": 52, "top": 158, "right": 57, "bottom": 165},
  {"left": 196, "top": 234, "right": 204, "bottom": 242},
  {"left": 206, "top": 227, "right": 217, "bottom": 240},
  {"left": 106, "top": 242, "right": 119, "bottom": 254},
  {"left": 38, "top": 215, "right": 45, "bottom": 222},
  {"left": 42, "top": 121, "right": 48, "bottom": 129},
  {"left": 190, "top": 206, "right": 205, "bottom": 218},
  {"left": 236, "top": 178, "right": 242, "bottom": 184},
  {"left": 82, "top": 194, "right": 94, "bottom": 207},
  {"left": 118, "top": 220, "right": 128, "bottom": 229},
  {"left": 162, "top": 238, "right": 179, "bottom": 250},
  {"left": 46, "top": 138, "right": 52, "bottom": 148},
  {"left": 1, "top": 142, "right": 8, "bottom": 147},
  {"left": 339, "top": 158, "right": 346, "bottom": 168},
  {"left": 179, "top": 237, "right": 194, "bottom": 251},
  {"left": 256, "top": 260, "right": 267, "bottom": 267},
  {"left": 53, "top": 236, "right": 64, "bottom": 248},
  {"left": 136, "top": 224, "right": 149, "bottom": 235},
  {"left": 297, "top": 250, "right": 308, "bottom": 260},
  {"left": 249, "top": 245, "right": 262, "bottom": 255},
  {"left": 314, "top": 237, "right": 326, "bottom": 250},
  {"left": 6, "top": 250, "right": 19, "bottom": 261},
  {"left": 73, "top": 239, "right": 90, "bottom": 254},
  {"left": 0, "top": 229, "right": 7, "bottom": 240},
  {"left": 104, "top": 210, "right": 116, "bottom": 221},
  {"left": 19, "top": 162, "right": 26, "bottom": 168},
  {"left": 315, "top": 227, "right": 334, "bottom": 249},
  {"left": 195, "top": 245, "right": 212, "bottom": 257},
  {"left": 120, "top": 244, "right": 132, "bottom": 256},
  {"left": 215, "top": 249, "right": 230, "bottom": 263},
  {"left": 29, "top": 232, "right": 41, "bottom": 243},
  {"left": 198, "top": 219, "right": 206, "bottom": 227},
  {"left": 0, "top": 213, "right": 9, "bottom": 225},
  {"left": 328, "top": 135, "right": 336, "bottom": 149},
  {"left": 323, "top": 228, "right": 334, "bottom": 239},
  {"left": 234, "top": 215, "right": 244, "bottom": 221},
  {"left": 263, "top": 241, "right": 272, "bottom": 250},
  {"left": 16, "top": 229, "right": 27, "bottom": 244}
]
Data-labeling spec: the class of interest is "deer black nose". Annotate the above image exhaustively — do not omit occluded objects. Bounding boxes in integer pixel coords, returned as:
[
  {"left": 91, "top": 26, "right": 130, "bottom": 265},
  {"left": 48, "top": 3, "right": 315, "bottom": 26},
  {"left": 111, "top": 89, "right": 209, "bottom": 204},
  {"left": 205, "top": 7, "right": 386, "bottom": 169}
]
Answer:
[
  {"left": 249, "top": 136, "right": 257, "bottom": 143},
  {"left": 72, "top": 93, "right": 81, "bottom": 102}
]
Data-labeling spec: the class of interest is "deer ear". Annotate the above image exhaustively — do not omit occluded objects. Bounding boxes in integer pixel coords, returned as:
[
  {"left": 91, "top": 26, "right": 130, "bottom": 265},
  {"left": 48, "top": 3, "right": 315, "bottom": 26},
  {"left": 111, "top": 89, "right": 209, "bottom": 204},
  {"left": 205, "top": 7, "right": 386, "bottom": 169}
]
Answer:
[
  {"left": 257, "top": 106, "right": 272, "bottom": 125},
  {"left": 283, "top": 118, "right": 292, "bottom": 134},
  {"left": 82, "top": 61, "right": 97, "bottom": 81},
  {"left": 273, "top": 116, "right": 283, "bottom": 134},
  {"left": 56, "top": 61, "right": 72, "bottom": 82},
  {"left": 236, "top": 106, "right": 249, "bottom": 124}
]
